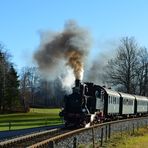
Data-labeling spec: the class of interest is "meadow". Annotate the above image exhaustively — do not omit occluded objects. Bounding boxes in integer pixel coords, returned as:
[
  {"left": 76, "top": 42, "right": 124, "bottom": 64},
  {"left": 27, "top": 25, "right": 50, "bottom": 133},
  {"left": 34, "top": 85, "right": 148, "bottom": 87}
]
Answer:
[
  {"left": 79, "top": 127, "right": 148, "bottom": 148},
  {"left": 103, "top": 127, "right": 148, "bottom": 148},
  {"left": 0, "top": 108, "right": 62, "bottom": 131}
]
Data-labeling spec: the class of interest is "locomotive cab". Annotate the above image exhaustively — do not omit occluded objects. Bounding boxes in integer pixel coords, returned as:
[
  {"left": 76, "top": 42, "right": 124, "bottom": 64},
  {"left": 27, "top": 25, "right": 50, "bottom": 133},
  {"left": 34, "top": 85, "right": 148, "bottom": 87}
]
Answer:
[{"left": 95, "top": 90, "right": 104, "bottom": 112}]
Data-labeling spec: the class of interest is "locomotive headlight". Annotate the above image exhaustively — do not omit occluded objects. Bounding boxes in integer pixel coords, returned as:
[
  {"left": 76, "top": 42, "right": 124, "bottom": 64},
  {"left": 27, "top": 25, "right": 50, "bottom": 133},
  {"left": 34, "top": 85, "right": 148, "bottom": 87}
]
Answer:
[{"left": 82, "top": 108, "right": 86, "bottom": 112}]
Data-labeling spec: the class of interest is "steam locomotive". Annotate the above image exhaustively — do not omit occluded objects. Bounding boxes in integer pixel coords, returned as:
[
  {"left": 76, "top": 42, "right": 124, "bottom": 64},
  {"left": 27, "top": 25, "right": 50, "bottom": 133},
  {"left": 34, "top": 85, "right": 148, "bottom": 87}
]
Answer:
[{"left": 59, "top": 79, "right": 148, "bottom": 127}]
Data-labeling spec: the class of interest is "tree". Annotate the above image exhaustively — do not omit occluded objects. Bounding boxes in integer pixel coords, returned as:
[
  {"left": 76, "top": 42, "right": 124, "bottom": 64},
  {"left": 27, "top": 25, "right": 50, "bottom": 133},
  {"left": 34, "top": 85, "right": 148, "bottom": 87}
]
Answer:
[
  {"left": 19, "top": 67, "right": 40, "bottom": 110},
  {"left": 0, "top": 43, "right": 21, "bottom": 112},
  {"left": 137, "top": 48, "right": 148, "bottom": 96},
  {"left": 105, "top": 37, "right": 139, "bottom": 93},
  {"left": 0, "top": 45, "right": 10, "bottom": 112},
  {"left": 5, "top": 65, "right": 20, "bottom": 111}
]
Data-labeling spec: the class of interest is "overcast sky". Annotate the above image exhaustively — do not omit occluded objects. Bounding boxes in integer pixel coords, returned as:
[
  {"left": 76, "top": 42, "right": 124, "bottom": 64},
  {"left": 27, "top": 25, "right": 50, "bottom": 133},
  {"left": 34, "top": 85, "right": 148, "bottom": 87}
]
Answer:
[{"left": 0, "top": 0, "right": 148, "bottom": 71}]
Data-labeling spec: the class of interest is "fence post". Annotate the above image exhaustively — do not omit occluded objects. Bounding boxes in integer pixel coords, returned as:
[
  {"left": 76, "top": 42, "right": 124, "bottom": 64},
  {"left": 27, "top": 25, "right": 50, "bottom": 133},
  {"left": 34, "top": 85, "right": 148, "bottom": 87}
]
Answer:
[
  {"left": 108, "top": 124, "right": 111, "bottom": 139},
  {"left": 145, "top": 120, "right": 147, "bottom": 128},
  {"left": 9, "top": 121, "right": 11, "bottom": 131},
  {"left": 128, "top": 123, "right": 130, "bottom": 134},
  {"left": 105, "top": 125, "right": 108, "bottom": 141},
  {"left": 133, "top": 123, "right": 135, "bottom": 134},
  {"left": 100, "top": 127, "right": 104, "bottom": 146},
  {"left": 137, "top": 121, "right": 139, "bottom": 131},
  {"left": 73, "top": 137, "right": 77, "bottom": 148},
  {"left": 92, "top": 125, "right": 95, "bottom": 148},
  {"left": 120, "top": 124, "right": 122, "bottom": 137}
]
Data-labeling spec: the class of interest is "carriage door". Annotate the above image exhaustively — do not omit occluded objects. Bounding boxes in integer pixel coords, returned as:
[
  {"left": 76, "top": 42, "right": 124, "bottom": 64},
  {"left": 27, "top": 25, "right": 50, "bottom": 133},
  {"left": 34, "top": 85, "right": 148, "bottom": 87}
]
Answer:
[{"left": 95, "top": 90, "right": 104, "bottom": 111}]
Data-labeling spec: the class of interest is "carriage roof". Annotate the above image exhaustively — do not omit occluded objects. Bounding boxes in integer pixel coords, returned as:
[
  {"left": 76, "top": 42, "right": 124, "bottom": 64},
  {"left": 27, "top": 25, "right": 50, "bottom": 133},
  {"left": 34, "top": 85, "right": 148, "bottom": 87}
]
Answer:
[
  {"left": 134, "top": 95, "right": 148, "bottom": 101},
  {"left": 118, "top": 92, "right": 135, "bottom": 100},
  {"left": 103, "top": 88, "right": 120, "bottom": 97}
]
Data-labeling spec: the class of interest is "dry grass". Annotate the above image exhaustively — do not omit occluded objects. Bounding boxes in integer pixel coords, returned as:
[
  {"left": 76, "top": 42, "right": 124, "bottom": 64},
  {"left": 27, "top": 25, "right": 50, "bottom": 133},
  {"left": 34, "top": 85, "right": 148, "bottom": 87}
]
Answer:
[
  {"left": 102, "top": 127, "right": 148, "bottom": 148},
  {"left": 79, "top": 126, "right": 148, "bottom": 148}
]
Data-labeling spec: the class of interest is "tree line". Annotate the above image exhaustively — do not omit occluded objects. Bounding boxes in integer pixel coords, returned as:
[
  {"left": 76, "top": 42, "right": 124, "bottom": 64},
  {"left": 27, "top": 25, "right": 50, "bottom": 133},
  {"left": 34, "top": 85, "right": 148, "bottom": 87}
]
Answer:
[{"left": 0, "top": 36, "right": 148, "bottom": 113}]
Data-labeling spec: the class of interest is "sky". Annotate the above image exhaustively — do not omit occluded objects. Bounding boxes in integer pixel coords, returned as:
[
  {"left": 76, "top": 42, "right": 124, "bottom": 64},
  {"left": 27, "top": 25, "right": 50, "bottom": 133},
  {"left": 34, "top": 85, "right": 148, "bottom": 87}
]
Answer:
[{"left": 0, "top": 0, "right": 148, "bottom": 72}]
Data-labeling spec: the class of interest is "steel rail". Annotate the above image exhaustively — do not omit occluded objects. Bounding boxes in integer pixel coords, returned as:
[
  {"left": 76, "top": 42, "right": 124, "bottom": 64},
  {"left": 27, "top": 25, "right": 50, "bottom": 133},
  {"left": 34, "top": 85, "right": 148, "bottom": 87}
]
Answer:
[{"left": 0, "top": 128, "right": 61, "bottom": 147}]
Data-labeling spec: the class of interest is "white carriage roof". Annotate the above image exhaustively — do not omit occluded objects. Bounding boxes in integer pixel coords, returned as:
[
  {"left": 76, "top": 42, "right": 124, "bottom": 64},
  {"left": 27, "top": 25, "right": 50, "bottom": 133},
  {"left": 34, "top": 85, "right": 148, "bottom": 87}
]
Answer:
[
  {"left": 134, "top": 95, "right": 148, "bottom": 101},
  {"left": 103, "top": 88, "right": 120, "bottom": 97},
  {"left": 118, "top": 92, "right": 135, "bottom": 100}
]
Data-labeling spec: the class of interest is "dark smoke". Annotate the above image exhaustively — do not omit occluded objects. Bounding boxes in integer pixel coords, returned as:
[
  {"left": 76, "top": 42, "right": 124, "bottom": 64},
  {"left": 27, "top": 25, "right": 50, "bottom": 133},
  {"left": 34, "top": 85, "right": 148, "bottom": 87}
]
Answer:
[{"left": 34, "top": 20, "right": 91, "bottom": 81}]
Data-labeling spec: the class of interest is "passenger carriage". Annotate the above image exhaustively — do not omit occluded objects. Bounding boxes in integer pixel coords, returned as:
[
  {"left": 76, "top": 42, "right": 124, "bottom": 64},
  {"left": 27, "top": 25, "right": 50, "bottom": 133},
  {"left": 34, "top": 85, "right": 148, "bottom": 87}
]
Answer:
[
  {"left": 134, "top": 95, "right": 148, "bottom": 115},
  {"left": 95, "top": 86, "right": 120, "bottom": 120},
  {"left": 118, "top": 92, "right": 135, "bottom": 117}
]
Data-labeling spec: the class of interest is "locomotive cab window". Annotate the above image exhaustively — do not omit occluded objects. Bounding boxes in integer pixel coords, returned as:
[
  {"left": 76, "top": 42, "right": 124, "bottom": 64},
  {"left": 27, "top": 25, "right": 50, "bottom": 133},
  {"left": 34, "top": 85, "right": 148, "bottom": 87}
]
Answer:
[
  {"left": 95, "top": 90, "right": 104, "bottom": 110},
  {"left": 95, "top": 91, "right": 100, "bottom": 99}
]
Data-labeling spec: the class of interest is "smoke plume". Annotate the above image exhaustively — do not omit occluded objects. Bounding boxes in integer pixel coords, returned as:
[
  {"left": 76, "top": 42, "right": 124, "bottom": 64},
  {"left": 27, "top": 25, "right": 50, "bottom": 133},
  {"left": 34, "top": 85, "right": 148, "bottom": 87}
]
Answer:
[{"left": 34, "top": 20, "right": 91, "bottom": 82}]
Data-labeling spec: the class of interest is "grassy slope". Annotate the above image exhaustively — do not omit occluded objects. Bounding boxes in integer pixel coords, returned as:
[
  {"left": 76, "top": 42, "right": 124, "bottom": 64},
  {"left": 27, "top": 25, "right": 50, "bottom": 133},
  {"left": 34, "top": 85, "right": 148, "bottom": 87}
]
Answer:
[{"left": 0, "top": 108, "right": 62, "bottom": 131}]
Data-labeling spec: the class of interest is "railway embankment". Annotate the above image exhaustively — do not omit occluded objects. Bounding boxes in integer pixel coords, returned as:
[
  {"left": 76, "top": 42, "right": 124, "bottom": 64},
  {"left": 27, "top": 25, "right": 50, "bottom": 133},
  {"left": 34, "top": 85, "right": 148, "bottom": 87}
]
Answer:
[{"left": 29, "top": 116, "right": 148, "bottom": 148}]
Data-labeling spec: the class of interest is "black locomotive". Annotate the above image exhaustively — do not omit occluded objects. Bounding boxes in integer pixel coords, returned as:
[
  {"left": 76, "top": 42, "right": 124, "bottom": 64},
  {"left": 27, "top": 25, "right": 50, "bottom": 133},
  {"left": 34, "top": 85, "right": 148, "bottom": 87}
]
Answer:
[{"left": 59, "top": 79, "right": 148, "bottom": 127}]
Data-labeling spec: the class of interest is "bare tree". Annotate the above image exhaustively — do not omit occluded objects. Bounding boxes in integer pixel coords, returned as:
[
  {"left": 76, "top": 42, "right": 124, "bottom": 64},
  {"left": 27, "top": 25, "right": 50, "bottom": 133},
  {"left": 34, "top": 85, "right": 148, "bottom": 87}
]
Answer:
[
  {"left": 19, "top": 67, "right": 40, "bottom": 111},
  {"left": 105, "top": 37, "right": 139, "bottom": 93},
  {"left": 137, "top": 48, "right": 148, "bottom": 96}
]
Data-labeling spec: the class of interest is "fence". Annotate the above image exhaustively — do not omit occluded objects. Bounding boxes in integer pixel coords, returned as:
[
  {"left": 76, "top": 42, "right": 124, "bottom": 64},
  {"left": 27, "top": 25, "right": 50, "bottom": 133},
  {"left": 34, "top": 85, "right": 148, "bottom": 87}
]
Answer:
[
  {"left": 0, "top": 118, "right": 62, "bottom": 131},
  {"left": 29, "top": 116, "right": 148, "bottom": 148}
]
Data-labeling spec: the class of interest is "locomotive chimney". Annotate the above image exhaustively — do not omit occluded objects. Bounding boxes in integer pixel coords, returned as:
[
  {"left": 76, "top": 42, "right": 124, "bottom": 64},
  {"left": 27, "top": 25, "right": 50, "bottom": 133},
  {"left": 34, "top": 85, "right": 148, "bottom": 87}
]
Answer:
[
  {"left": 72, "top": 79, "right": 81, "bottom": 94},
  {"left": 75, "top": 79, "right": 80, "bottom": 87}
]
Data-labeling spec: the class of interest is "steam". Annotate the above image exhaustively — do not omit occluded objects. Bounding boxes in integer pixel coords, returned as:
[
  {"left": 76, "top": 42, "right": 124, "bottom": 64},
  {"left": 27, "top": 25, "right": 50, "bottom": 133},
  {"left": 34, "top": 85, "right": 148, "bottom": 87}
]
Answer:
[
  {"left": 84, "top": 41, "right": 117, "bottom": 86},
  {"left": 34, "top": 20, "right": 91, "bottom": 82},
  {"left": 85, "top": 53, "right": 109, "bottom": 85}
]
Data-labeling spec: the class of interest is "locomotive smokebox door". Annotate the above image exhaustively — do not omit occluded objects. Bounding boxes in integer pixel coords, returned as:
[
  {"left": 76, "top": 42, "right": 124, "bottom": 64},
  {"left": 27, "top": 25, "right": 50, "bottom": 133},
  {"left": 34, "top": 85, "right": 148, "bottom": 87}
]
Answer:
[{"left": 95, "top": 90, "right": 104, "bottom": 112}]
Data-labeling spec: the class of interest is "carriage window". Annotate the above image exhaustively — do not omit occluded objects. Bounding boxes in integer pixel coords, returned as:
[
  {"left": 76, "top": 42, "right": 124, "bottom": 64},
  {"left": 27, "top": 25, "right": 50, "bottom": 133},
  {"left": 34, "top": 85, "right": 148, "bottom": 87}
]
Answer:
[
  {"left": 108, "top": 96, "right": 110, "bottom": 104},
  {"left": 110, "top": 97, "right": 112, "bottom": 104},
  {"left": 101, "top": 91, "right": 104, "bottom": 101},
  {"left": 113, "top": 97, "right": 115, "bottom": 104},
  {"left": 123, "top": 99, "right": 127, "bottom": 105},
  {"left": 117, "top": 98, "right": 119, "bottom": 104}
]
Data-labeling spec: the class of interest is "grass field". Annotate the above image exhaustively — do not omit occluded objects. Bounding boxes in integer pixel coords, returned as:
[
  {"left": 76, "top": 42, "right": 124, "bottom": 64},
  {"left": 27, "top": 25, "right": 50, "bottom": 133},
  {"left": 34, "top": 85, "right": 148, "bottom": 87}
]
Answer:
[
  {"left": 103, "top": 127, "right": 148, "bottom": 148},
  {"left": 79, "top": 127, "right": 148, "bottom": 148},
  {"left": 0, "top": 108, "right": 62, "bottom": 131}
]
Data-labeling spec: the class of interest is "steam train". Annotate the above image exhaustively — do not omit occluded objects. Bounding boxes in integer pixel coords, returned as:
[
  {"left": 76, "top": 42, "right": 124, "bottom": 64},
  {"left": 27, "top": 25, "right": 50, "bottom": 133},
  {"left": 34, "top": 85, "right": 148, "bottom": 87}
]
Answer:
[{"left": 59, "top": 79, "right": 148, "bottom": 127}]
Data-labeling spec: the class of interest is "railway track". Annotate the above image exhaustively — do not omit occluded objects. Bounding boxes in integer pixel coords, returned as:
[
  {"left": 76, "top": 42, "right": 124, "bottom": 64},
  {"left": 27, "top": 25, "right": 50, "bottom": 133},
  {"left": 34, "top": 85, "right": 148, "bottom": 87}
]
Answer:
[
  {"left": 1, "top": 117, "right": 147, "bottom": 147},
  {"left": 0, "top": 127, "right": 70, "bottom": 148},
  {"left": 28, "top": 116, "right": 148, "bottom": 148}
]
